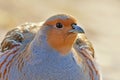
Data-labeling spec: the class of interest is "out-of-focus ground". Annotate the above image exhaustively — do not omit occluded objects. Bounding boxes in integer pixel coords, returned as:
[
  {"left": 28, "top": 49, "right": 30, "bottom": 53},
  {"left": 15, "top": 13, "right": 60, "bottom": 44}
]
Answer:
[{"left": 0, "top": 0, "right": 120, "bottom": 80}]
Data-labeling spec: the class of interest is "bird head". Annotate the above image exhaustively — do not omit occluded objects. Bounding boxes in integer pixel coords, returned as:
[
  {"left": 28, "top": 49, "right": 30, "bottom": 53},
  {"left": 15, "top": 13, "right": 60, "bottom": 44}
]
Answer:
[{"left": 42, "top": 14, "right": 85, "bottom": 55}]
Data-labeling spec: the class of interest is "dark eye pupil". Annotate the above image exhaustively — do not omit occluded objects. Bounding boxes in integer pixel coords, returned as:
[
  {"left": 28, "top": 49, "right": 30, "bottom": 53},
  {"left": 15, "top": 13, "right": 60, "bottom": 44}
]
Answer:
[
  {"left": 71, "top": 23, "right": 77, "bottom": 29},
  {"left": 56, "top": 23, "right": 63, "bottom": 28}
]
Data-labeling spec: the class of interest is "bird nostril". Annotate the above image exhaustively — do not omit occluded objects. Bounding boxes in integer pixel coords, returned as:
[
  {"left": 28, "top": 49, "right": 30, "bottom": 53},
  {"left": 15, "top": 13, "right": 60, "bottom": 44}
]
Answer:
[{"left": 72, "top": 26, "right": 75, "bottom": 29}]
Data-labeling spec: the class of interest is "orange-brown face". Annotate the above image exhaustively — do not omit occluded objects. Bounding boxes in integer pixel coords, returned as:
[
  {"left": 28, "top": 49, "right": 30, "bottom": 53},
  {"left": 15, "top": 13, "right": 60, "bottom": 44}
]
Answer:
[{"left": 43, "top": 14, "right": 84, "bottom": 55}]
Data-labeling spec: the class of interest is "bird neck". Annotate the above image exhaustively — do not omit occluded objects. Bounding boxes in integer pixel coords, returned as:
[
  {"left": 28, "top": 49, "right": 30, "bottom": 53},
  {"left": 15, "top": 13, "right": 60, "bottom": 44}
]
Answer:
[
  {"left": 30, "top": 27, "right": 77, "bottom": 55},
  {"left": 47, "top": 29, "right": 77, "bottom": 55}
]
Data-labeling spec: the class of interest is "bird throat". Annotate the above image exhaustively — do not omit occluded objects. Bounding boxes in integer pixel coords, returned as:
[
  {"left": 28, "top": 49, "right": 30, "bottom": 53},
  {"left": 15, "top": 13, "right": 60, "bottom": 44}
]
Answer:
[{"left": 47, "top": 29, "right": 77, "bottom": 55}]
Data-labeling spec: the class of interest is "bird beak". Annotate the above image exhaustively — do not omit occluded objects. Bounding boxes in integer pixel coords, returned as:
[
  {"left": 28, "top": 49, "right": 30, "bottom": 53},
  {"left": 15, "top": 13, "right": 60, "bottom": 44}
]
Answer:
[{"left": 69, "top": 24, "right": 85, "bottom": 33}]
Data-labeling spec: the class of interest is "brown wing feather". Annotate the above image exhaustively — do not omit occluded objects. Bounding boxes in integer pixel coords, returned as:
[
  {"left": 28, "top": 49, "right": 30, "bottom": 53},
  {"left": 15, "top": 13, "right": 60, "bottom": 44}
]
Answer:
[
  {"left": 0, "top": 22, "right": 40, "bottom": 52},
  {"left": 0, "top": 23, "right": 41, "bottom": 80},
  {"left": 73, "top": 34, "right": 101, "bottom": 80},
  {"left": 75, "top": 34, "right": 94, "bottom": 58}
]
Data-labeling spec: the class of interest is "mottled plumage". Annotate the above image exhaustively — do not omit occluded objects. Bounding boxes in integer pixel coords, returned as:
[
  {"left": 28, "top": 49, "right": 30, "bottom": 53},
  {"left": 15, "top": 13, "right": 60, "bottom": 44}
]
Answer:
[{"left": 0, "top": 14, "right": 102, "bottom": 80}]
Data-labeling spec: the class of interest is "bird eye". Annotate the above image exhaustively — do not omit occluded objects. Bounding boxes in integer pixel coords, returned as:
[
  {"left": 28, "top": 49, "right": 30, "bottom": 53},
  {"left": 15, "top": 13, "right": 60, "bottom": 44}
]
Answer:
[
  {"left": 56, "top": 23, "right": 63, "bottom": 28},
  {"left": 71, "top": 23, "right": 77, "bottom": 29}
]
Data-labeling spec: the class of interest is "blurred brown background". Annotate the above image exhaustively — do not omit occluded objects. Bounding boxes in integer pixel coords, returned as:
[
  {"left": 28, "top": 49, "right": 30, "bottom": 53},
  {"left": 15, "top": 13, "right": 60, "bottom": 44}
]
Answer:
[{"left": 0, "top": 0, "right": 120, "bottom": 80}]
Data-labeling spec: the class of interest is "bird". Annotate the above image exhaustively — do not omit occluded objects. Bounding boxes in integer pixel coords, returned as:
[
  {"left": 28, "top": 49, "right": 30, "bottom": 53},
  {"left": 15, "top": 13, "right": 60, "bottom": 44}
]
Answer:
[{"left": 0, "top": 14, "right": 102, "bottom": 80}]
